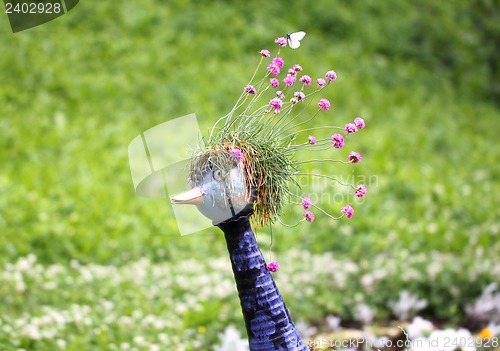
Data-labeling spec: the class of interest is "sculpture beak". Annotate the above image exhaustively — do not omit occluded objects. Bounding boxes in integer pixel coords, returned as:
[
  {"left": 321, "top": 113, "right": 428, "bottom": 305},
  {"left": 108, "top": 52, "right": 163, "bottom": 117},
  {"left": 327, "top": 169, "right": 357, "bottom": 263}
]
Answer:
[{"left": 171, "top": 187, "right": 205, "bottom": 205}]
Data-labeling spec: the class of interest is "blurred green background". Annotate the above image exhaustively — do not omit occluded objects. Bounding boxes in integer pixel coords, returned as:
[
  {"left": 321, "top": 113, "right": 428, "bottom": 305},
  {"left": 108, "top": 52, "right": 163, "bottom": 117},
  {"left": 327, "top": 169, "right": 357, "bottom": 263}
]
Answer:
[{"left": 1, "top": 0, "right": 499, "bottom": 349}]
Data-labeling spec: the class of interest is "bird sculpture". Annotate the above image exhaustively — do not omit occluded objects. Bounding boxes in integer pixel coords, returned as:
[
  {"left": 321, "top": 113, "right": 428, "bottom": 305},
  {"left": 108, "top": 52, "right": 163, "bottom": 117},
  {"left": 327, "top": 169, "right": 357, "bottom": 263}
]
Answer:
[
  {"left": 129, "top": 33, "right": 367, "bottom": 351},
  {"left": 171, "top": 160, "right": 309, "bottom": 350}
]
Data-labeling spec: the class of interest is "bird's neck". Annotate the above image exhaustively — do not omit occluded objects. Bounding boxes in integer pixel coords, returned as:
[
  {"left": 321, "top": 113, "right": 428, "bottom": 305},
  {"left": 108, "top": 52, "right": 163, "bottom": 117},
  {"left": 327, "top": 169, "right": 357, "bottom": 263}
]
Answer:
[{"left": 217, "top": 210, "right": 308, "bottom": 351}]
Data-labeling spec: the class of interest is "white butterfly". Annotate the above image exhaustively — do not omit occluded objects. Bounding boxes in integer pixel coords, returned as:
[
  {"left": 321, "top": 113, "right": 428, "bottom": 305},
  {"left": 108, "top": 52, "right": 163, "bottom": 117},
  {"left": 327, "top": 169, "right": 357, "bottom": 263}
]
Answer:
[{"left": 287, "top": 31, "right": 306, "bottom": 49}]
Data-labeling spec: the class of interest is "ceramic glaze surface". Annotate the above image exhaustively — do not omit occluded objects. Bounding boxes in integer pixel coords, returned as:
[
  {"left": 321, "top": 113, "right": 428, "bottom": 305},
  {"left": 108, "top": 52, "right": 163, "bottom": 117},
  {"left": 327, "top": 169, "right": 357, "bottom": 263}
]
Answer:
[
  {"left": 217, "top": 212, "right": 308, "bottom": 351},
  {"left": 193, "top": 165, "right": 251, "bottom": 224}
]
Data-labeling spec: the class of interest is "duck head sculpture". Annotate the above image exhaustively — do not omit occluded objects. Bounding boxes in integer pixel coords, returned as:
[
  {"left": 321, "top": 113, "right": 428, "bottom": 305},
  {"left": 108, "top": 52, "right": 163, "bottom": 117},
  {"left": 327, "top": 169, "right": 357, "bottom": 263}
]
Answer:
[{"left": 171, "top": 151, "right": 253, "bottom": 224}]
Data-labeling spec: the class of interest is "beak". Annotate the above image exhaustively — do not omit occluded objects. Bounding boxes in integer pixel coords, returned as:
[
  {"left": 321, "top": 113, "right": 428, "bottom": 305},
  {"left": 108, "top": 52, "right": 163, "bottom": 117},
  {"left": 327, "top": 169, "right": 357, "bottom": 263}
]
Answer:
[{"left": 171, "top": 187, "right": 205, "bottom": 205}]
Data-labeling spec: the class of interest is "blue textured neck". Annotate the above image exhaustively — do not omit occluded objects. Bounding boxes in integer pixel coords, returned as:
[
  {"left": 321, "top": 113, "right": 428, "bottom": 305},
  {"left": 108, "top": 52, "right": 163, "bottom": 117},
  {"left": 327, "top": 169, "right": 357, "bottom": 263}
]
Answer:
[{"left": 217, "top": 209, "right": 308, "bottom": 351}]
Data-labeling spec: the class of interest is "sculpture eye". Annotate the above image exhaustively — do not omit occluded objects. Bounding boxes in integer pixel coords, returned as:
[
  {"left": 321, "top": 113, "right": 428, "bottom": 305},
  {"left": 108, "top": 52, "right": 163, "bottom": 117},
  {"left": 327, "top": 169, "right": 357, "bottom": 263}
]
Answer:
[{"left": 213, "top": 168, "right": 224, "bottom": 182}]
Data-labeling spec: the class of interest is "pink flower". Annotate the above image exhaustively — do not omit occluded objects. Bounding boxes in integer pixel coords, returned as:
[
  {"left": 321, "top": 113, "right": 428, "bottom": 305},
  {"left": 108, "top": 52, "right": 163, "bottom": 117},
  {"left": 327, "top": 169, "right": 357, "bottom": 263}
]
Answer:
[
  {"left": 354, "top": 117, "right": 365, "bottom": 129},
  {"left": 341, "top": 205, "right": 354, "bottom": 218},
  {"left": 266, "top": 64, "right": 280, "bottom": 76},
  {"left": 270, "top": 78, "right": 280, "bottom": 88},
  {"left": 266, "top": 261, "right": 280, "bottom": 272},
  {"left": 331, "top": 133, "right": 344, "bottom": 148},
  {"left": 325, "top": 70, "right": 337, "bottom": 81},
  {"left": 348, "top": 151, "right": 362, "bottom": 164},
  {"left": 318, "top": 98, "right": 331, "bottom": 110},
  {"left": 244, "top": 85, "right": 257, "bottom": 94},
  {"left": 303, "top": 211, "right": 315, "bottom": 222},
  {"left": 344, "top": 123, "right": 358, "bottom": 134},
  {"left": 272, "top": 57, "right": 285, "bottom": 68},
  {"left": 317, "top": 78, "right": 326, "bottom": 88},
  {"left": 308, "top": 135, "right": 317, "bottom": 145},
  {"left": 354, "top": 184, "right": 367, "bottom": 198},
  {"left": 302, "top": 197, "right": 312, "bottom": 209},
  {"left": 229, "top": 148, "right": 244, "bottom": 162},
  {"left": 269, "top": 97, "right": 283, "bottom": 112},
  {"left": 259, "top": 49, "right": 270, "bottom": 57},
  {"left": 299, "top": 75, "right": 312, "bottom": 86},
  {"left": 292, "top": 64, "right": 303, "bottom": 71},
  {"left": 275, "top": 37, "right": 287, "bottom": 47},
  {"left": 276, "top": 90, "right": 285, "bottom": 99},
  {"left": 290, "top": 97, "right": 299, "bottom": 104},
  {"left": 284, "top": 74, "right": 296, "bottom": 86},
  {"left": 288, "top": 68, "right": 296, "bottom": 75},
  {"left": 293, "top": 91, "right": 305, "bottom": 102}
]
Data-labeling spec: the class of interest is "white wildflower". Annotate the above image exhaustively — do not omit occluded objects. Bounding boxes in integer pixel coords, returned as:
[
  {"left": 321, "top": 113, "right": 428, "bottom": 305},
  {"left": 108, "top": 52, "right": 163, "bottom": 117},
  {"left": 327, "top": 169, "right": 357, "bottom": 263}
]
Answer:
[
  {"left": 20, "top": 324, "right": 41, "bottom": 340},
  {"left": 213, "top": 325, "right": 249, "bottom": 351},
  {"left": 407, "top": 316, "right": 434, "bottom": 339},
  {"left": 354, "top": 303, "right": 374, "bottom": 325},
  {"left": 326, "top": 315, "right": 341, "bottom": 331},
  {"left": 388, "top": 290, "right": 427, "bottom": 320},
  {"left": 56, "top": 339, "right": 67, "bottom": 349},
  {"left": 465, "top": 283, "right": 500, "bottom": 323},
  {"left": 133, "top": 335, "right": 146, "bottom": 346},
  {"left": 295, "top": 319, "right": 318, "bottom": 338}
]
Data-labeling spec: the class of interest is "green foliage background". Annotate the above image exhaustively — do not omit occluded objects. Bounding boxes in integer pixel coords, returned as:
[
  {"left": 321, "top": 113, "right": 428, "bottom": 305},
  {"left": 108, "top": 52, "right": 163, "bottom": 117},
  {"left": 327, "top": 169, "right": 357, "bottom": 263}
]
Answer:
[{"left": 0, "top": 0, "right": 499, "bottom": 347}]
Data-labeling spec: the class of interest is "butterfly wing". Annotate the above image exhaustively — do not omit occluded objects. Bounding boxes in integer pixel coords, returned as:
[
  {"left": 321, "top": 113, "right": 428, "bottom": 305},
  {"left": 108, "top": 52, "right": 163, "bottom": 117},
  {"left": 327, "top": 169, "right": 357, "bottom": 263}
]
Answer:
[
  {"left": 290, "top": 31, "right": 306, "bottom": 41},
  {"left": 287, "top": 31, "right": 306, "bottom": 49}
]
